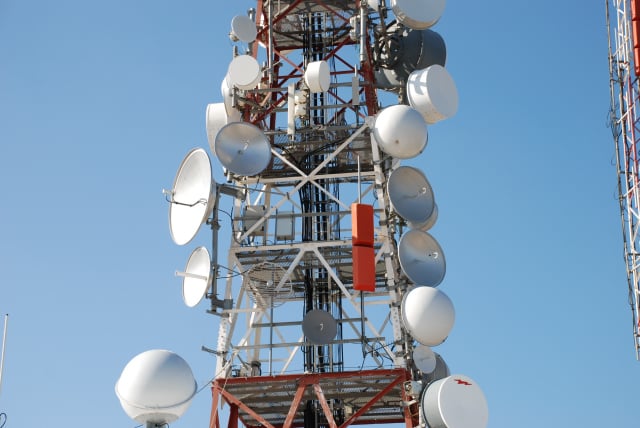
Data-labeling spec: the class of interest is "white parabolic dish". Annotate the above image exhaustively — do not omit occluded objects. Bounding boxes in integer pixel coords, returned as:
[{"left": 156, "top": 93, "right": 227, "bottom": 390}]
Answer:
[
  {"left": 408, "top": 202, "right": 438, "bottom": 231},
  {"left": 413, "top": 344, "right": 437, "bottom": 374},
  {"left": 169, "top": 148, "right": 215, "bottom": 246},
  {"left": 398, "top": 229, "right": 446, "bottom": 286},
  {"left": 407, "top": 64, "right": 458, "bottom": 124},
  {"left": 230, "top": 15, "right": 257, "bottom": 43},
  {"left": 227, "top": 54, "right": 261, "bottom": 90},
  {"left": 372, "top": 104, "right": 428, "bottom": 159},
  {"left": 206, "top": 102, "right": 241, "bottom": 154},
  {"left": 424, "top": 352, "right": 450, "bottom": 385},
  {"left": 391, "top": 0, "right": 446, "bottom": 30},
  {"left": 387, "top": 166, "right": 435, "bottom": 225},
  {"left": 214, "top": 122, "right": 272, "bottom": 176},
  {"left": 115, "top": 349, "right": 197, "bottom": 424},
  {"left": 421, "top": 374, "right": 489, "bottom": 428},
  {"left": 401, "top": 286, "right": 454, "bottom": 346},
  {"left": 182, "top": 246, "right": 211, "bottom": 308}
]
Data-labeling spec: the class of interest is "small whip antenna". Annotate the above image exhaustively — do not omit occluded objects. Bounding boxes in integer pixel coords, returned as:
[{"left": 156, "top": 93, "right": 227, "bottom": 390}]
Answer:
[{"left": 0, "top": 314, "right": 8, "bottom": 397}]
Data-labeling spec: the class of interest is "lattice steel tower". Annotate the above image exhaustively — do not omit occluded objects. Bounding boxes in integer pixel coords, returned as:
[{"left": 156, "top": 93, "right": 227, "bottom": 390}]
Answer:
[
  {"left": 163, "top": 1, "right": 489, "bottom": 427},
  {"left": 113, "top": 2, "right": 491, "bottom": 427},
  {"left": 607, "top": 0, "right": 640, "bottom": 359}
]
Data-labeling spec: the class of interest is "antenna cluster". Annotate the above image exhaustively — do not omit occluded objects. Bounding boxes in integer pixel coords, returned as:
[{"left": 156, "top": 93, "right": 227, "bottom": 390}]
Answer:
[{"left": 116, "top": 1, "right": 489, "bottom": 427}]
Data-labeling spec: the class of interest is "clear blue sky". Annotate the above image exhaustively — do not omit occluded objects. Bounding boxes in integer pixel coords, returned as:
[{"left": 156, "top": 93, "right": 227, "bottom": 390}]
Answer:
[{"left": 1, "top": 1, "right": 636, "bottom": 427}]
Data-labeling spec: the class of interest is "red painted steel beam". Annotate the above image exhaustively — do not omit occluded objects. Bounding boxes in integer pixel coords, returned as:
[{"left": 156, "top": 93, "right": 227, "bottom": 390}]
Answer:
[
  {"left": 313, "top": 383, "right": 338, "bottom": 428},
  {"left": 209, "top": 384, "right": 221, "bottom": 428},
  {"left": 213, "top": 380, "right": 277, "bottom": 428},
  {"left": 229, "top": 405, "right": 239, "bottom": 428},
  {"left": 283, "top": 377, "right": 308, "bottom": 428},
  {"left": 338, "top": 370, "right": 409, "bottom": 428}
]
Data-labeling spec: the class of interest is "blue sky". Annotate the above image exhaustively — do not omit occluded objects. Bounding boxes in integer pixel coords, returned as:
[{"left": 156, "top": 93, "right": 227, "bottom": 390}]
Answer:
[{"left": 1, "top": 1, "right": 637, "bottom": 427}]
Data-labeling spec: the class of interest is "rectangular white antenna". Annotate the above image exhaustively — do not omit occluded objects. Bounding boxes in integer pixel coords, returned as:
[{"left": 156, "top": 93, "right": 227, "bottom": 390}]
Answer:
[{"left": 287, "top": 84, "right": 295, "bottom": 136}]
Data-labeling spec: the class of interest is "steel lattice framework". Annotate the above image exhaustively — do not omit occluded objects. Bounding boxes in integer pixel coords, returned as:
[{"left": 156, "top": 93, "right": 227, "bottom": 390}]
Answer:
[
  {"left": 607, "top": 0, "right": 640, "bottom": 358},
  {"left": 206, "top": 1, "right": 420, "bottom": 427}
]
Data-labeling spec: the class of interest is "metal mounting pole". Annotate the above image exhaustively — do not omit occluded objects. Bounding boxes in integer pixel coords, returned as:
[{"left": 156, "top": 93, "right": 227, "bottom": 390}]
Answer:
[{"left": 0, "top": 314, "right": 8, "bottom": 397}]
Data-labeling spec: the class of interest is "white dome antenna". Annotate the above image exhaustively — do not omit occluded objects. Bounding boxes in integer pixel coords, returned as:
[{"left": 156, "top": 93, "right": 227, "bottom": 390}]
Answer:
[{"left": 115, "top": 349, "right": 197, "bottom": 426}]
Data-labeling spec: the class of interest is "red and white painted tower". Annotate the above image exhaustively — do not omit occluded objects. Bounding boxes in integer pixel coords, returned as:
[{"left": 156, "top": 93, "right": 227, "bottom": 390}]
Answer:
[
  {"left": 607, "top": 0, "right": 640, "bottom": 359},
  {"left": 165, "top": 1, "right": 489, "bottom": 427}
]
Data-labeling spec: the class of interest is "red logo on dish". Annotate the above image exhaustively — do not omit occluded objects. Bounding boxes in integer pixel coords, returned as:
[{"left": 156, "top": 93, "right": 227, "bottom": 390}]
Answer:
[{"left": 454, "top": 379, "right": 472, "bottom": 386}]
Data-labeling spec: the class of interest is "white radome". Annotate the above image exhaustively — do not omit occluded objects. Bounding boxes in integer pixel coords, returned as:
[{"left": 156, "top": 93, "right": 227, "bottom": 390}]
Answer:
[
  {"left": 401, "top": 286, "right": 454, "bottom": 346},
  {"left": 226, "top": 54, "right": 261, "bottom": 90},
  {"left": 407, "top": 64, "right": 458, "bottom": 124},
  {"left": 115, "top": 349, "right": 197, "bottom": 425},
  {"left": 230, "top": 15, "right": 257, "bottom": 43},
  {"left": 391, "top": 0, "right": 446, "bottom": 30},
  {"left": 422, "top": 374, "right": 489, "bottom": 428},
  {"left": 304, "top": 60, "right": 331, "bottom": 93},
  {"left": 372, "top": 104, "right": 428, "bottom": 159}
]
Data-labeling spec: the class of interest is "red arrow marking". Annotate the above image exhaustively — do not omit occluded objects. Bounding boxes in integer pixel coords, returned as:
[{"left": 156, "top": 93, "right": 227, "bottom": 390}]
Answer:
[{"left": 454, "top": 379, "right": 472, "bottom": 386}]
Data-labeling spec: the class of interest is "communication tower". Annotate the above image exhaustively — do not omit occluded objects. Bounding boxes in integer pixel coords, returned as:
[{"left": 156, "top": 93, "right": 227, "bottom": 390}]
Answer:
[
  {"left": 607, "top": 0, "right": 640, "bottom": 359},
  {"left": 117, "top": 1, "right": 490, "bottom": 427}
]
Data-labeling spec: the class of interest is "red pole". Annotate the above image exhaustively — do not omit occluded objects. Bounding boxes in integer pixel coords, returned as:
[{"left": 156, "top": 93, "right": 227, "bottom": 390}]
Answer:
[{"left": 229, "top": 404, "right": 239, "bottom": 428}]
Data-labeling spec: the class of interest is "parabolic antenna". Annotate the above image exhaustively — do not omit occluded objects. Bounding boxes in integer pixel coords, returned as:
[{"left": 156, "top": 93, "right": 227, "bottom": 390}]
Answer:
[
  {"left": 408, "top": 203, "right": 438, "bottom": 231},
  {"left": 401, "top": 286, "right": 454, "bottom": 346},
  {"left": 115, "top": 349, "right": 197, "bottom": 425},
  {"left": 372, "top": 104, "right": 427, "bottom": 159},
  {"left": 227, "top": 54, "right": 261, "bottom": 90},
  {"left": 214, "top": 122, "right": 271, "bottom": 176},
  {"left": 230, "top": 15, "right": 257, "bottom": 43},
  {"left": 407, "top": 64, "right": 458, "bottom": 124},
  {"left": 423, "top": 352, "right": 450, "bottom": 384},
  {"left": 181, "top": 246, "right": 211, "bottom": 308},
  {"left": 304, "top": 60, "right": 331, "bottom": 93},
  {"left": 374, "top": 26, "right": 446, "bottom": 90},
  {"left": 169, "top": 148, "right": 215, "bottom": 246},
  {"left": 398, "top": 229, "right": 446, "bottom": 286},
  {"left": 206, "top": 103, "right": 241, "bottom": 154},
  {"left": 421, "top": 374, "right": 488, "bottom": 428},
  {"left": 244, "top": 262, "right": 293, "bottom": 308},
  {"left": 302, "top": 309, "right": 338, "bottom": 345},
  {"left": 391, "top": 0, "right": 446, "bottom": 30},
  {"left": 417, "top": 29, "right": 447, "bottom": 70},
  {"left": 413, "top": 344, "right": 437, "bottom": 374},
  {"left": 388, "top": 166, "right": 435, "bottom": 225}
]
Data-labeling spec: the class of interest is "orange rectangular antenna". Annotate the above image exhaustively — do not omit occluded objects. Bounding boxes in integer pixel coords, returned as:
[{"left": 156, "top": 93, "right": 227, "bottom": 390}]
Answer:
[
  {"left": 351, "top": 203, "right": 374, "bottom": 246},
  {"left": 353, "top": 245, "right": 375, "bottom": 292}
]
